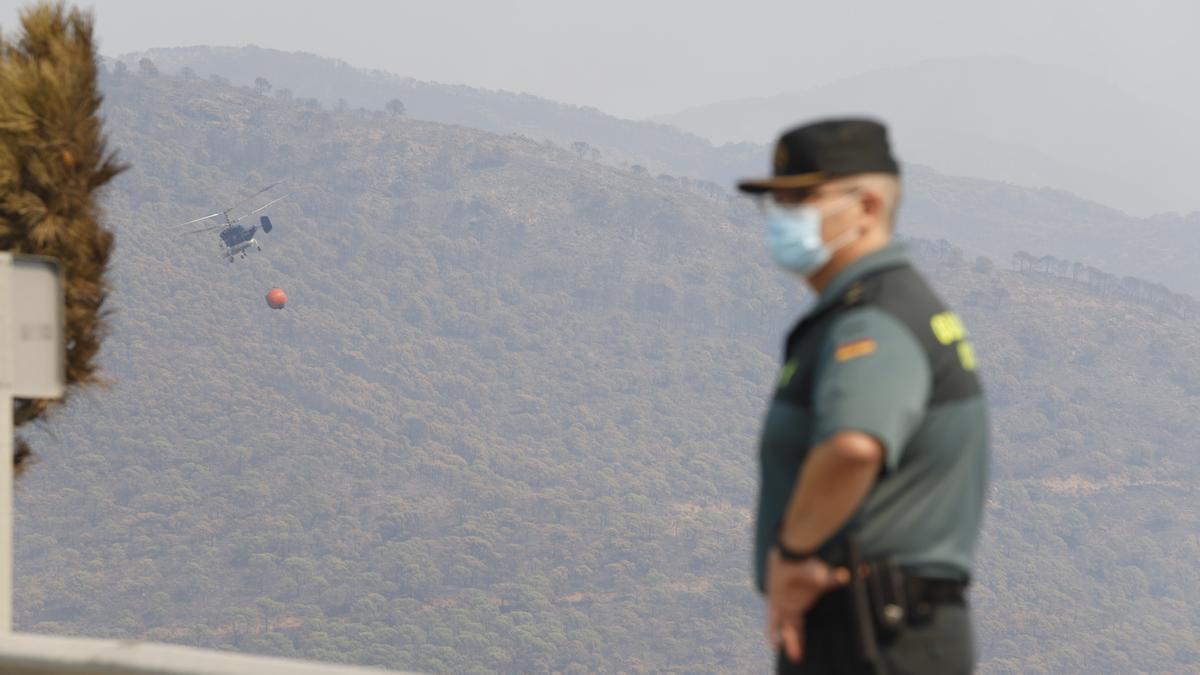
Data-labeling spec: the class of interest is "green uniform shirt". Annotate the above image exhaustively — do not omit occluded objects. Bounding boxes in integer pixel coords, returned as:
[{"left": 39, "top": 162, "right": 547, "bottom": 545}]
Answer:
[{"left": 754, "top": 243, "right": 989, "bottom": 592}]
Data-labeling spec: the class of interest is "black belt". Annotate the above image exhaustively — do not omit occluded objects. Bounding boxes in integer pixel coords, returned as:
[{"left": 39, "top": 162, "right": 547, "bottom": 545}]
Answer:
[
  {"left": 807, "top": 575, "right": 966, "bottom": 628},
  {"left": 907, "top": 577, "right": 966, "bottom": 606}
]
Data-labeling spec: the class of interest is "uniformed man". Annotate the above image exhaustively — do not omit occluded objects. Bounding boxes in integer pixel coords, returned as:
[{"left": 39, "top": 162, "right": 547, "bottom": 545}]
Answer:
[{"left": 738, "top": 118, "right": 989, "bottom": 674}]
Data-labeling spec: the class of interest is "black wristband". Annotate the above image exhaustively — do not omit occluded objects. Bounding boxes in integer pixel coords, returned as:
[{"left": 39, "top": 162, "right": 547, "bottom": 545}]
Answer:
[
  {"left": 774, "top": 524, "right": 818, "bottom": 562},
  {"left": 776, "top": 538, "right": 817, "bottom": 563}
]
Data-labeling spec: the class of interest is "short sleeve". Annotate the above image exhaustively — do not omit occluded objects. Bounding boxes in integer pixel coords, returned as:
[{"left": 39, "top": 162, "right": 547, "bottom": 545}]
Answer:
[{"left": 811, "top": 307, "right": 931, "bottom": 472}]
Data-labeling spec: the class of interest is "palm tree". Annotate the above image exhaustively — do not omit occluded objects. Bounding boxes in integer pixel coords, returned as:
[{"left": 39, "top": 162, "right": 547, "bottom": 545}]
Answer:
[{"left": 0, "top": 3, "right": 126, "bottom": 472}]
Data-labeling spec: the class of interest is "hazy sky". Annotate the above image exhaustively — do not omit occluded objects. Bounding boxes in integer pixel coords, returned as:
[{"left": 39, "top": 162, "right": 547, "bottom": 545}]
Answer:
[{"left": 1, "top": 0, "right": 1197, "bottom": 119}]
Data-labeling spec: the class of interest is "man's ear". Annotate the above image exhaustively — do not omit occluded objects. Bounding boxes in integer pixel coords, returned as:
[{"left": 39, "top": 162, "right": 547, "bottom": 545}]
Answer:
[{"left": 860, "top": 189, "right": 884, "bottom": 218}]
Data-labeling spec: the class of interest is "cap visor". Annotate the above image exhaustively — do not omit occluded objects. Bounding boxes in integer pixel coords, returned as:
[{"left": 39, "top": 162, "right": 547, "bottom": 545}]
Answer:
[{"left": 736, "top": 172, "right": 827, "bottom": 194}]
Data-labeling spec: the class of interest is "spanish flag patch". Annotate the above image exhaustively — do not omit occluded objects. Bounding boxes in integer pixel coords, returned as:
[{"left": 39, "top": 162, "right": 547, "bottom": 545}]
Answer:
[{"left": 834, "top": 338, "right": 877, "bottom": 362}]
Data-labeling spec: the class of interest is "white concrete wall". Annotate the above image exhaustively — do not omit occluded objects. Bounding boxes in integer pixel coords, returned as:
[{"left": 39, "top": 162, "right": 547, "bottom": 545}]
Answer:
[{"left": 0, "top": 633, "right": 421, "bottom": 675}]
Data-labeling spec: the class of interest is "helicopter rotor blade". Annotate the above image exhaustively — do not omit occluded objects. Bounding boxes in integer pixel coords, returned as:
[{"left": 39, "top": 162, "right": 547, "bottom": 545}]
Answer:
[
  {"left": 187, "top": 224, "right": 225, "bottom": 234},
  {"left": 225, "top": 180, "right": 287, "bottom": 219},
  {"left": 228, "top": 193, "right": 290, "bottom": 225},
  {"left": 179, "top": 181, "right": 288, "bottom": 229},
  {"left": 174, "top": 211, "right": 224, "bottom": 228},
  {"left": 249, "top": 193, "right": 290, "bottom": 215}
]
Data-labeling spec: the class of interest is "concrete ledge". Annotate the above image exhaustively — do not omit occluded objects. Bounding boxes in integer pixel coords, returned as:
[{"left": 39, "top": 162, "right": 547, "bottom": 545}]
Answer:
[{"left": 0, "top": 632, "right": 420, "bottom": 675}]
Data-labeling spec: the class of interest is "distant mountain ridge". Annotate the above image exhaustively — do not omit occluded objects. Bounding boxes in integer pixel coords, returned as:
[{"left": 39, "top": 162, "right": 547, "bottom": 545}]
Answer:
[
  {"left": 653, "top": 55, "right": 1200, "bottom": 218},
  {"left": 116, "top": 45, "right": 761, "bottom": 190},
  {"left": 109, "top": 47, "right": 1200, "bottom": 298}
]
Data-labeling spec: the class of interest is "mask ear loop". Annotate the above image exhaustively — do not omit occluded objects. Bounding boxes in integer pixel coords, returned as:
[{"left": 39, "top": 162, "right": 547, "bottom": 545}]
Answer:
[{"left": 820, "top": 189, "right": 867, "bottom": 254}]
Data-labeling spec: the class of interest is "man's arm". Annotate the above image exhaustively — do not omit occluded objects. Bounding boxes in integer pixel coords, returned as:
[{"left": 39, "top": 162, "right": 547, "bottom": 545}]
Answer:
[
  {"left": 779, "top": 307, "right": 931, "bottom": 554},
  {"left": 777, "top": 431, "right": 883, "bottom": 554}
]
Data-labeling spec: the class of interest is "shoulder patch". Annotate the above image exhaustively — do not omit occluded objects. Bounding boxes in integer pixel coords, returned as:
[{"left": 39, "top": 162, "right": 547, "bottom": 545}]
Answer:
[{"left": 834, "top": 337, "right": 877, "bottom": 362}]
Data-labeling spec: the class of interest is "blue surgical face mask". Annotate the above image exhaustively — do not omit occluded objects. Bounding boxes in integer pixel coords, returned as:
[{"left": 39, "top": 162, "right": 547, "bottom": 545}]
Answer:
[{"left": 765, "top": 195, "right": 859, "bottom": 276}]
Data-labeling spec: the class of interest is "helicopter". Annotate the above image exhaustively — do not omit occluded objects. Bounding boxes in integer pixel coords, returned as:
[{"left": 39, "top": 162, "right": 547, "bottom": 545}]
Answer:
[{"left": 177, "top": 181, "right": 290, "bottom": 262}]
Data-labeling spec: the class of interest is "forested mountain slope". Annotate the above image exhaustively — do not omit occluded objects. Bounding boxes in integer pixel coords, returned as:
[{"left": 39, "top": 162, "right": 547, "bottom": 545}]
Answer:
[
  {"left": 11, "top": 70, "right": 1199, "bottom": 674},
  {"left": 121, "top": 46, "right": 1200, "bottom": 297}
]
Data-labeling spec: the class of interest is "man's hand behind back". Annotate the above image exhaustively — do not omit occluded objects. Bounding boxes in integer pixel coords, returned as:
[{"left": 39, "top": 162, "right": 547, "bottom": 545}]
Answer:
[{"left": 765, "top": 549, "right": 851, "bottom": 664}]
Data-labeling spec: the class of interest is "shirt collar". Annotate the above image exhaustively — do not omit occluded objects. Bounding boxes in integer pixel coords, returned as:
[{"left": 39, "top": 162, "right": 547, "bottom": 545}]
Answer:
[{"left": 813, "top": 242, "right": 912, "bottom": 311}]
